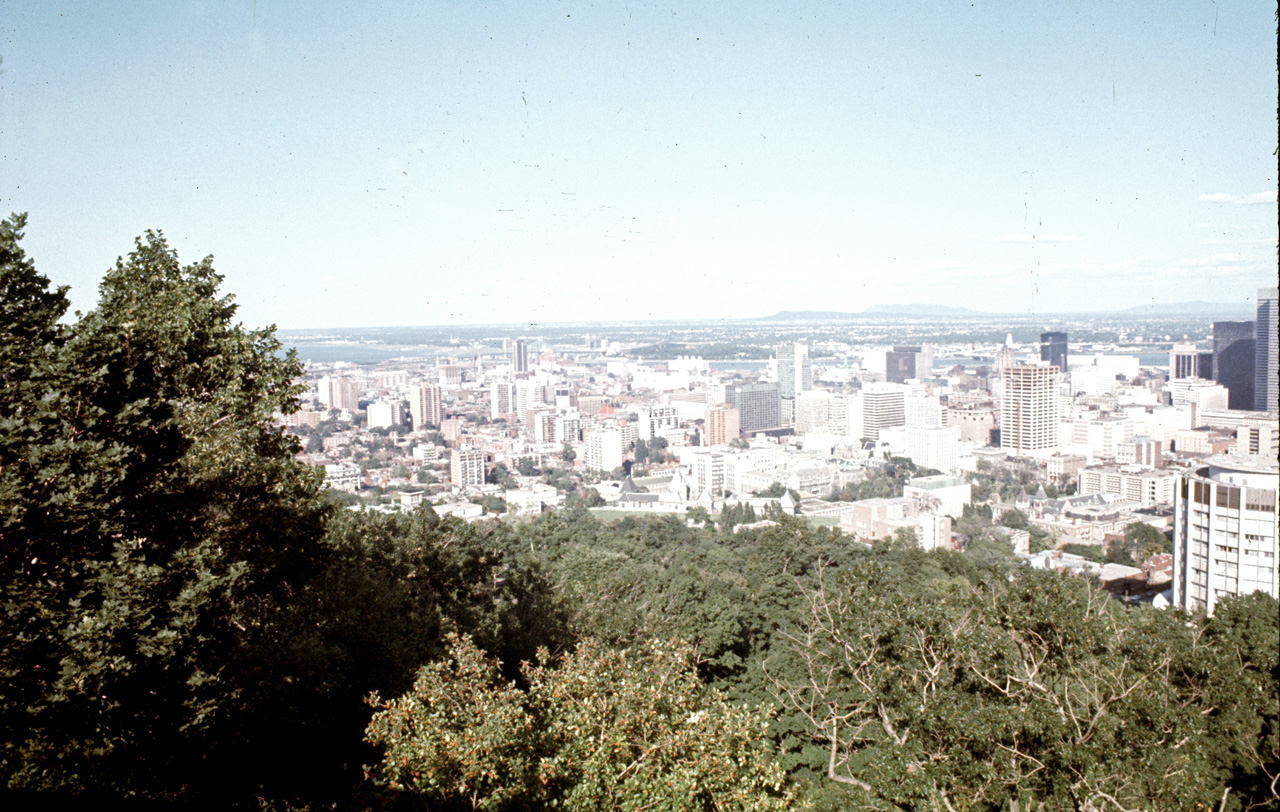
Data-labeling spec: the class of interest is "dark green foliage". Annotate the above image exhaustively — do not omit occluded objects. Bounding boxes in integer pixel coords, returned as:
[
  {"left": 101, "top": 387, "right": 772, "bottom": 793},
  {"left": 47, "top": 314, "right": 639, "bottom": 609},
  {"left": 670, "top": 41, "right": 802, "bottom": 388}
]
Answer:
[
  {"left": 827, "top": 457, "right": 935, "bottom": 502},
  {"left": 366, "top": 635, "right": 799, "bottom": 811},
  {"left": 1105, "top": 521, "right": 1170, "bottom": 566},
  {"left": 1197, "top": 593, "right": 1280, "bottom": 808},
  {"left": 0, "top": 224, "right": 572, "bottom": 808},
  {"left": 768, "top": 562, "right": 1275, "bottom": 811},
  {"left": 1060, "top": 542, "right": 1104, "bottom": 562},
  {"left": 997, "top": 507, "right": 1030, "bottom": 529},
  {"left": 0, "top": 225, "right": 331, "bottom": 801}
]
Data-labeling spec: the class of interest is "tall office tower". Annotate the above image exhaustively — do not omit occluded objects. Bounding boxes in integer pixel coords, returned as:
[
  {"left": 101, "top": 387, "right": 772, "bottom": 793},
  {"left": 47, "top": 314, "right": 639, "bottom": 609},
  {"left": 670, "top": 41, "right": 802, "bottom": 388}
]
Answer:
[
  {"left": 1000, "top": 364, "right": 1060, "bottom": 456},
  {"left": 410, "top": 383, "right": 443, "bottom": 431},
  {"left": 726, "top": 382, "right": 781, "bottom": 433},
  {"left": 1256, "top": 287, "right": 1278, "bottom": 412},
  {"left": 1212, "top": 321, "right": 1255, "bottom": 411},
  {"left": 705, "top": 404, "right": 741, "bottom": 446},
  {"left": 1040, "top": 332, "right": 1068, "bottom": 373},
  {"left": 512, "top": 339, "right": 529, "bottom": 374},
  {"left": 886, "top": 345, "right": 933, "bottom": 384},
  {"left": 1196, "top": 353, "right": 1215, "bottom": 381},
  {"left": 1169, "top": 340, "right": 1201, "bottom": 380},
  {"left": 1172, "top": 455, "right": 1279, "bottom": 615},
  {"left": 776, "top": 342, "right": 812, "bottom": 397},
  {"left": 860, "top": 383, "right": 906, "bottom": 441},
  {"left": 776, "top": 342, "right": 812, "bottom": 425},
  {"left": 885, "top": 349, "right": 916, "bottom": 384}
]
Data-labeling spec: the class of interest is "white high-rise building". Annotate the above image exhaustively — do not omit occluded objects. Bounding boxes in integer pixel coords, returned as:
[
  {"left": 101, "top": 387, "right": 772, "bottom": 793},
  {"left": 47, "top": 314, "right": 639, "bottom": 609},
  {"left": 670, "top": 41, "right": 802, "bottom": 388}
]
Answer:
[
  {"left": 688, "top": 447, "right": 726, "bottom": 496},
  {"left": 450, "top": 447, "right": 487, "bottom": 489},
  {"left": 583, "top": 427, "right": 625, "bottom": 473},
  {"left": 777, "top": 342, "right": 812, "bottom": 427},
  {"left": 795, "top": 390, "right": 834, "bottom": 434},
  {"left": 1001, "top": 364, "right": 1060, "bottom": 456},
  {"left": 490, "top": 381, "right": 513, "bottom": 419},
  {"left": 636, "top": 406, "right": 680, "bottom": 441},
  {"left": 367, "top": 400, "right": 405, "bottom": 430},
  {"left": 1169, "top": 340, "right": 1202, "bottom": 381},
  {"left": 317, "top": 376, "right": 360, "bottom": 412},
  {"left": 1173, "top": 455, "right": 1279, "bottom": 615},
  {"left": 905, "top": 394, "right": 945, "bottom": 428},
  {"left": 861, "top": 383, "right": 906, "bottom": 441},
  {"left": 514, "top": 378, "right": 550, "bottom": 422}
]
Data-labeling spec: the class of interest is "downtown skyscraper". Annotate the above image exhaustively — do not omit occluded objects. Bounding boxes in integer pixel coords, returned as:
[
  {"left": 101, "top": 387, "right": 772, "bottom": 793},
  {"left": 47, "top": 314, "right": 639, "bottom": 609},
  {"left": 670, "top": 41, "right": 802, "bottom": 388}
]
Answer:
[{"left": 1256, "top": 288, "right": 1278, "bottom": 412}]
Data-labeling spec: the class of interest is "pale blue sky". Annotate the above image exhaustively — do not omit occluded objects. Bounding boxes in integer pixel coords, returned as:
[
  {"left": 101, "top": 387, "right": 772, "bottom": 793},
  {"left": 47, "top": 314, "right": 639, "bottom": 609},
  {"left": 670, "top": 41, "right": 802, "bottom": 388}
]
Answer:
[{"left": 2, "top": 1, "right": 1276, "bottom": 328}]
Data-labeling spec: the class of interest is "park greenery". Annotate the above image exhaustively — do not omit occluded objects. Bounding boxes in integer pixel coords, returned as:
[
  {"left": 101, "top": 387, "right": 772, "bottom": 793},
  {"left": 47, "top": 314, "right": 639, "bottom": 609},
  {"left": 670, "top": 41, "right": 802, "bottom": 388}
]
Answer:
[{"left": 1, "top": 217, "right": 1277, "bottom": 810}]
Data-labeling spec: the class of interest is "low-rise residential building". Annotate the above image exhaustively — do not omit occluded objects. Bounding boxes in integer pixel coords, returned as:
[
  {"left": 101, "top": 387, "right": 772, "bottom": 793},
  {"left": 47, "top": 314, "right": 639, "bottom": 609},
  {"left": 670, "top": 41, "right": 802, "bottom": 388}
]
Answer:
[
  {"left": 903, "top": 475, "right": 972, "bottom": 518},
  {"left": 1077, "top": 465, "right": 1177, "bottom": 509}
]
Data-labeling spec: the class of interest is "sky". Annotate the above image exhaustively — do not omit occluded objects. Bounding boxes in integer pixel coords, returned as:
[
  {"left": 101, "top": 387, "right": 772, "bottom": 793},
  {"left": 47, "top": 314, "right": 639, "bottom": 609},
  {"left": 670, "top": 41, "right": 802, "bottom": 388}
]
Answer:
[{"left": 2, "top": 1, "right": 1276, "bottom": 329}]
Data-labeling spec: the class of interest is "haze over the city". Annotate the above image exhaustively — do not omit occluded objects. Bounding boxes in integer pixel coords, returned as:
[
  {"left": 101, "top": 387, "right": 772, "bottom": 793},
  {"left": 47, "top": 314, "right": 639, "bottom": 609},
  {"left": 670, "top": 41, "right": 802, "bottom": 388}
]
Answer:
[{"left": 2, "top": 0, "right": 1276, "bottom": 328}]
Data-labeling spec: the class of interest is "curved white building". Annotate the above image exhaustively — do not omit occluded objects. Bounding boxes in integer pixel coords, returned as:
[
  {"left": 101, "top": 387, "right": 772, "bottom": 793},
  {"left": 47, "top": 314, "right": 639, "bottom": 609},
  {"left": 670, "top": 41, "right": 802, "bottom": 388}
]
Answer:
[{"left": 1172, "top": 455, "right": 1279, "bottom": 615}]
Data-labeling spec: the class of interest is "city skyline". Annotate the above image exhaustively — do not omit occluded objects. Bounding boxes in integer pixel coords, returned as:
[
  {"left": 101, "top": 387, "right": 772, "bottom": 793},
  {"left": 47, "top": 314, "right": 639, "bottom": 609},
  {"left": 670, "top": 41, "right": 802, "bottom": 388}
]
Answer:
[{"left": 2, "top": 1, "right": 1277, "bottom": 329}]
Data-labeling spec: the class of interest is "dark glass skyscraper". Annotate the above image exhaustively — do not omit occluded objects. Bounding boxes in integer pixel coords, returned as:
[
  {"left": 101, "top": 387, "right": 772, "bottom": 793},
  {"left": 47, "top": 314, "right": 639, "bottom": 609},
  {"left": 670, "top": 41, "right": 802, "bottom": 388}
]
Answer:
[
  {"left": 1039, "top": 332, "right": 1068, "bottom": 373},
  {"left": 1212, "top": 321, "right": 1255, "bottom": 411},
  {"left": 512, "top": 339, "right": 529, "bottom": 374},
  {"left": 1256, "top": 288, "right": 1278, "bottom": 412}
]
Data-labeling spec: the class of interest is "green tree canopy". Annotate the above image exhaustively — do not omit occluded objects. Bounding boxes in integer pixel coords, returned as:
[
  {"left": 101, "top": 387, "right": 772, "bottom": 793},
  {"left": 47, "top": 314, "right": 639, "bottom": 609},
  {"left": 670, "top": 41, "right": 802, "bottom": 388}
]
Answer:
[
  {"left": 0, "top": 224, "right": 332, "bottom": 802},
  {"left": 366, "top": 634, "right": 799, "bottom": 812}
]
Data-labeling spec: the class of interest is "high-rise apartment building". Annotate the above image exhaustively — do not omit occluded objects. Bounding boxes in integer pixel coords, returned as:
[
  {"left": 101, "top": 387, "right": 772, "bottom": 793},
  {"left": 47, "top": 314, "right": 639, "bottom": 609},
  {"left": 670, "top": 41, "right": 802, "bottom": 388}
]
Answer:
[
  {"left": 1172, "top": 455, "right": 1278, "bottom": 615},
  {"left": 705, "top": 404, "right": 740, "bottom": 447},
  {"left": 489, "top": 381, "right": 513, "bottom": 419},
  {"left": 367, "top": 400, "right": 405, "bottom": 430},
  {"left": 411, "top": 383, "right": 443, "bottom": 431},
  {"left": 512, "top": 339, "right": 529, "bottom": 374},
  {"left": 1255, "top": 287, "right": 1278, "bottom": 412},
  {"left": 514, "top": 378, "right": 550, "bottom": 422},
  {"left": 636, "top": 406, "right": 680, "bottom": 441},
  {"left": 1040, "top": 332, "right": 1068, "bottom": 374},
  {"left": 727, "top": 383, "right": 780, "bottom": 433},
  {"left": 583, "top": 427, "right": 625, "bottom": 473},
  {"left": 317, "top": 376, "right": 360, "bottom": 412},
  {"left": 450, "top": 447, "right": 486, "bottom": 489},
  {"left": 1000, "top": 364, "right": 1059, "bottom": 456},
  {"left": 1212, "top": 321, "right": 1255, "bottom": 411}
]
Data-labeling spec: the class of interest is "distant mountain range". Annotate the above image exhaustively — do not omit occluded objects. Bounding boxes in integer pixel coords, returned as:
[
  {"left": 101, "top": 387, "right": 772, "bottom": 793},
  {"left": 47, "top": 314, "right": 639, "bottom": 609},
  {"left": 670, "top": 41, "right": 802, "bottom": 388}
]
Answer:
[{"left": 760, "top": 301, "right": 1254, "bottom": 319}]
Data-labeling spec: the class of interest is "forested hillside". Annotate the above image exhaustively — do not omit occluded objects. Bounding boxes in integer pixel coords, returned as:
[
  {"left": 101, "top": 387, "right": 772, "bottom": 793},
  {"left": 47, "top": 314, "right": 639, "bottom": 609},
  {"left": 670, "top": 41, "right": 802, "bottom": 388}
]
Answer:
[{"left": 2, "top": 217, "right": 1276, "bottom": 811}]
